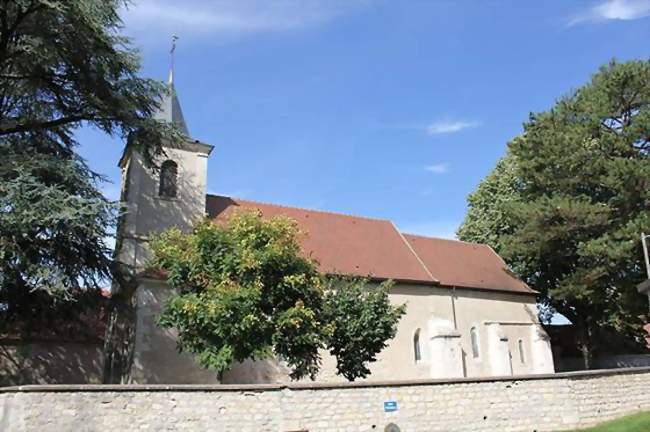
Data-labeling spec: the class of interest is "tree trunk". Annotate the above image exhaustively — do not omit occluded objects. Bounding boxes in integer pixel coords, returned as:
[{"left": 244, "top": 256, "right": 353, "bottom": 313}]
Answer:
[
  {"left": 580, "top": 343, "right": 593, "bottom": 370},
  {"left": 102, "top": 297, "right": 136, "bottom": 384},
  {"left": 580, "top": 322, "right": 595, "bottom": 370}
]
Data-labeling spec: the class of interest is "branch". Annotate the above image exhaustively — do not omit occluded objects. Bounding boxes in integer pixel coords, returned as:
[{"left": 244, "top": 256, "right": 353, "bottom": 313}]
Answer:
[
  {"left": 0, "top": 1, "right": 43, "bottom": 64},
  {"left": 0, "top": 73, "right": 57, "bottom": 80},
  {"left": 0, "top": 114, "right": 101, "bottom": 135}
]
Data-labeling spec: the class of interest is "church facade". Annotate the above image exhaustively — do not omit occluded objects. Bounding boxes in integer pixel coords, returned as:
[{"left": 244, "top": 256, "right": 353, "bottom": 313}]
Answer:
[{"left": 114, "top": 76, "right": 554, "bottom": 384}]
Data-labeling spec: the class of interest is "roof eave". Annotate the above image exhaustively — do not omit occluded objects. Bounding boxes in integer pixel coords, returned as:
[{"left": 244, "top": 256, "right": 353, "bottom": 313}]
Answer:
[{"left": 359, "top": 275, "right": 538, "bottom": 296}]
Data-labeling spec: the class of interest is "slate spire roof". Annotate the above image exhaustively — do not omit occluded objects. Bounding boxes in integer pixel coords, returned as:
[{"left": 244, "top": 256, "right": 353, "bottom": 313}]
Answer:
[{"left": 155, "top": 66, "right": 190, "bottom": 136}]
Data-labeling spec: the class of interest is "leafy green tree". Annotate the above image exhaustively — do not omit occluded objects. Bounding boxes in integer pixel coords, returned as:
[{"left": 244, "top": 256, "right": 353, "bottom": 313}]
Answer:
[
  {"left": 457, "top": 148, "right": 558, "bottom": 322},
  {"left": 150, "top": 212, "right": 405, "bottom": 381},
  {"left": 322, "top": 277, "right": 404, "bottom": 381},
  {"left": 457, "top": 150, "right": 521, "bottom": 256},
  {"left": 459, "top": 60, "right": 650, "bottom": 366},
  {"left": 0, "top": 0, "right": 178, "bottom": 326}
]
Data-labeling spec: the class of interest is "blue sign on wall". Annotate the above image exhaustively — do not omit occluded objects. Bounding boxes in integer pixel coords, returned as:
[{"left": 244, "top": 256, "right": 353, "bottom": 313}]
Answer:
[{"left": 384, "top": 400, "right": 398, "bottom": 412}]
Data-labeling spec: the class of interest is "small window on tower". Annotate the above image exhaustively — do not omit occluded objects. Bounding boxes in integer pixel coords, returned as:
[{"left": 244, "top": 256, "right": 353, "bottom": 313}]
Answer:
[{"left": 159, "top": 160, "right": 178, "bottom": 198}]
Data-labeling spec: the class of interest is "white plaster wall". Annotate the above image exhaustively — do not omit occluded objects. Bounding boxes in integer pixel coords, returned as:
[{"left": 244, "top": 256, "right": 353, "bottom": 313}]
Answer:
[
  {"left": 452, "top": 289, "right": 554, "bottom": 377},
  {"left": 352, "top": 284, "right": 457, "bottom": 381},
  {"left": 130, "top": 280, "right": 219, "bottom": 384},
  {"left": 225, "top": 283, "right": 459, "bottom": 383},
  {"left": 117, "top": 142, "right": 211, "bottom": 270},
  {"left": 132, "top": 280, "right": 552, "bottom": 384}
]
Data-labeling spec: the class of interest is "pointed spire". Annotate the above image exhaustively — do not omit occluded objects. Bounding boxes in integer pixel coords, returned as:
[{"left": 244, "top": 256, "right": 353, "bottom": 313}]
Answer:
[
  {"left": 155, "top": 34, "right": 189, "bottom": 136},
  {"left": 169, "top": 34, "right": 177, "bottom": 86}
]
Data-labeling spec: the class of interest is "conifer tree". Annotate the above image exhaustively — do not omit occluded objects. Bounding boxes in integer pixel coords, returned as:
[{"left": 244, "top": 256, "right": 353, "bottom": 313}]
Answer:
[
  {"left": 0, "top": 1, "right": 177, "bottom": 326},
  {"left": 458, "top": 60, "right": 650, "bottom": 366}
]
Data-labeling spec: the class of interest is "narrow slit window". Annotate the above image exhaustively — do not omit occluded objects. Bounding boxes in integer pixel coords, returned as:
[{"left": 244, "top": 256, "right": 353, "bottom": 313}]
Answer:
[
  {"left": 159, "top": 160, "right": 178, "bottom": 198},
  {"left": 413, "top": 329, "right": 421, "bottom": 363},
  {"left": 518, "top": 339, "right": 525, "bottom": 364},
  {"left": 470, "top": 327, "right": 480, "bottom": 358}
]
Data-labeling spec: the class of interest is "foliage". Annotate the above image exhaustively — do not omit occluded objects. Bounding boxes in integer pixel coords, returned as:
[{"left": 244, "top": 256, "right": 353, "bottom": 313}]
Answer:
[
  {"left": 0, "top": 135, "right": 116, "bottom": 329},
  {"left": 458, "top": 60, "right": 650, "bottom": 364},
  {"left": 0, "top": 1, "right": 178, "bottom": 324},
  {"left": 0, "top": 0, "right": 180, "bottom": 160},
  {"left": 0, "top": 287, "right": 108, "bottom": 341},
  {"left": 150, "top": 212, "right": 405, "bottom": 381},
  {"left": 322, "top": 277, "right": 405, "bottom": 381},
  {"left": 457, "top": 151, "right": 521, "bottom": 257}
]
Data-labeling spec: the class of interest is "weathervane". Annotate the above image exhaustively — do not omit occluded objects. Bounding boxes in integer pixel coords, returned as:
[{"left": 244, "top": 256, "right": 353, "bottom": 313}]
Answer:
[{"left": 169, "top": 34, "right": 179, "bottom": 85}]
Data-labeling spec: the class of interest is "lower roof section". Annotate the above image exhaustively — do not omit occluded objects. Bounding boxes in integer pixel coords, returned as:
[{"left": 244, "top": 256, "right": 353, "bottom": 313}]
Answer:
[{"left": 402, "top": 234, "right": 533, "bottom": 294}]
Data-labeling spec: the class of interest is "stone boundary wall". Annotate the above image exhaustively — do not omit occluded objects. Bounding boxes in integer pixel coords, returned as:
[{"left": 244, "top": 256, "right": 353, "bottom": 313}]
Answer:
[{"left": 2, "top": 367, "right": 650, "bottom": 431}]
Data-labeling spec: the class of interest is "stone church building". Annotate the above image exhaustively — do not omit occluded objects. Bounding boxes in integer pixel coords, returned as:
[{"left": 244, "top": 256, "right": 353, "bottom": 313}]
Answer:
[{"left": 114, "top": 74, "right": 554, "bottom": 384}]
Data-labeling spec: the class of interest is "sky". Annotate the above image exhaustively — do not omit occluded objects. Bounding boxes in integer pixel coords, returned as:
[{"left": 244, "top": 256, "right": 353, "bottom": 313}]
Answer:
[{"left": 77, "top": 0, "right": 650, "bottom": 240}]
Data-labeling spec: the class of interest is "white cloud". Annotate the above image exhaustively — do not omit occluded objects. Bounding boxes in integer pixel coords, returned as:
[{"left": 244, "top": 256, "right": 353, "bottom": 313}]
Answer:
[
  {"left": 425, "top": 119, "right": 480, "bottom": 135},
  {"left": 399, "top": 221, "right": 461, "bottom": 240},
  {"left": 424, "top": 163, "right": 449, "bottom": 174},
  {"left": 569, "top": 0, "right": 650, "bottom": 26},
  {"left": 122, "top": 0, "right": 372, "bottom": 38}
]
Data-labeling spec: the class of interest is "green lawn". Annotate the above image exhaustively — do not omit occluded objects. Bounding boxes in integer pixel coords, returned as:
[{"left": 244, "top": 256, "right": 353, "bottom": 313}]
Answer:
[{"left": 560, "top": 412, "right": 650, "bottom": 432}]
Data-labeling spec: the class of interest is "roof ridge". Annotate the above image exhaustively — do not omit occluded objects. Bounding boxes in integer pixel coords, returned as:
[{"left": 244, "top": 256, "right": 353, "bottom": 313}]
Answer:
[
  {"left": 402, "top": 232, "right": 486, "bottom": 247},
  {"left": 392, "top": 223, "right": 439, "bottom": 284},
  {"left": 206, "top": 194, "right": 391, "bottom": 223}
]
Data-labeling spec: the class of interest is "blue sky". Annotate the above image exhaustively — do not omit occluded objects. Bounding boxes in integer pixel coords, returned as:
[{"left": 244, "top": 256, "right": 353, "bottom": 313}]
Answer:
[{"left": 77, "top": 0, "right": 650, "bottom": 239}]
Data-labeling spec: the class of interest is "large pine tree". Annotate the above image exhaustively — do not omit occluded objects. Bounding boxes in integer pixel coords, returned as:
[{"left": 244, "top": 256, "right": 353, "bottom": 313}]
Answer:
[
  {"left": 0, "top": 1, "right": 178, "bottom": 328},
  {"left": 459, "top": 60, "right": 650, "bottom": 366}
]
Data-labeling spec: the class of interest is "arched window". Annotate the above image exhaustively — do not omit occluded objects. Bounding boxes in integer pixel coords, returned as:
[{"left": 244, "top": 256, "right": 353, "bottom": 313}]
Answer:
[
  {"left": 413, "top": 329, "right": 421, "bottom": 363},
  {"left": 159, "top": 160, "right": 178, "bottom": 198},
  {"left": 518, "top": 339, "right": 525, "bottom": 364},
  {"left": 470, "top": 327, "right": 480, "bottom": 358}
]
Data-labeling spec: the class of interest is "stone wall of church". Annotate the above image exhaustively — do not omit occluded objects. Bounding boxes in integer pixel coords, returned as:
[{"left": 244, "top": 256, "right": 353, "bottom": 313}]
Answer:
[
  {"left": 116, "top": 142, "right": 211, "bottom": 271},
  {"left": 2, "top": 367, "right": 650, "bottom": 431},
  {"left": 130, "top": 279, "right": 220, "bottom": 384},
  {"left": 131, "top": 279, "right": 553, "bottom": 384}
]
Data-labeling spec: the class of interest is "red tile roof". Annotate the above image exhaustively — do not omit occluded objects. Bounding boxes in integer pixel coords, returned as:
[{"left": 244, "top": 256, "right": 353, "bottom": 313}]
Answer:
[
  {"left": 205, "top": 195, "right": 535, "bottom": 295},
  {"left": 206, "top": 196, "right": 435, "bottom": 283},
  {"left": 403, "top": 234, "right": 533, "bottom": 293}
]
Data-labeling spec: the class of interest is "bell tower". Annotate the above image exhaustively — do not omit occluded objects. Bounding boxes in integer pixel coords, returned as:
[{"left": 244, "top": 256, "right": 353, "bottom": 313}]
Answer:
[
  {"left": 114, "top": 38, "right": 213, "bottom": 273},
  {"left": 107, "top": 36, "right": 218, "bottom": 385}
]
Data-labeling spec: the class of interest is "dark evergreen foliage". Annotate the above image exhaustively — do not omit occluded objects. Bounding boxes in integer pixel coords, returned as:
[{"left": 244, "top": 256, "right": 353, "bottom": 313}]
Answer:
[
  {"left": 458, "top": 60, "right": 650, "bottom": 366},
  {"left": 0, "top": 1, "right": 178, "bottom": 328}
]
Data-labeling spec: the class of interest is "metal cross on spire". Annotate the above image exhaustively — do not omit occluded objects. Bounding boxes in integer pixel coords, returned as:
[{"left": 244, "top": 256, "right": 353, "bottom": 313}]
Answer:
[
  {"left": 155, "top": 34, "right": 189, "bottom": 135},
  {"left": 169, "top": 34, "right": 179, "bottom": 85}
]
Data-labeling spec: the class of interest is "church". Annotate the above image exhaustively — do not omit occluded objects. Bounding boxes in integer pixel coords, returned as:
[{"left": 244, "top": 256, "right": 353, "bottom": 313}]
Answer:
[{"left": 114, "top": 72, "right": 555, "bottom": 384}]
